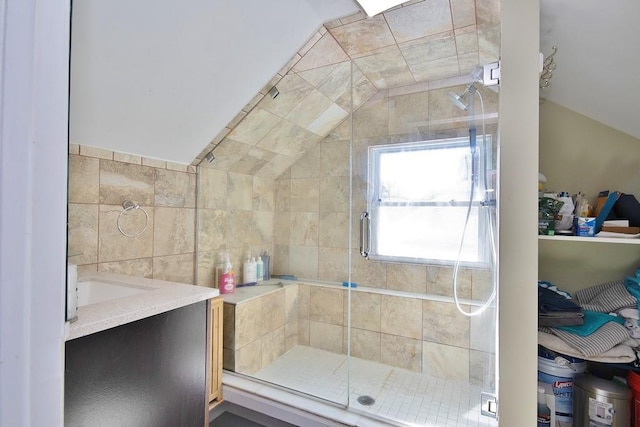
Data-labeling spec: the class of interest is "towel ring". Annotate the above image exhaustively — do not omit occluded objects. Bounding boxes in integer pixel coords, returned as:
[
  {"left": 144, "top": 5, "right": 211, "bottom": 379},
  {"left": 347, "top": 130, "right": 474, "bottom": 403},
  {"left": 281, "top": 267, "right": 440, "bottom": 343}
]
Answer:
[{"left": 117, "top": 200, "right": 149, "bottom": 238}]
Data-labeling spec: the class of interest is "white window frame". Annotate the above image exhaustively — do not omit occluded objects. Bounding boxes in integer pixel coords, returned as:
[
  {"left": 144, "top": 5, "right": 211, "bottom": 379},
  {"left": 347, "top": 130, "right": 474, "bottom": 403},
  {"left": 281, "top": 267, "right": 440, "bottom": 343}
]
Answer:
[{"left": 363, "top": 136, "right": 493, "bottom": 267}]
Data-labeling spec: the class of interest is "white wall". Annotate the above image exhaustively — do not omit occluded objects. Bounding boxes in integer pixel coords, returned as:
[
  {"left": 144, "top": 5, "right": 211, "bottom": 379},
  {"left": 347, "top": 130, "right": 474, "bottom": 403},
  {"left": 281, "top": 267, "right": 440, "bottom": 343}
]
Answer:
[{"left": 0, "top": 0, "right": 69, "bottom": 425}]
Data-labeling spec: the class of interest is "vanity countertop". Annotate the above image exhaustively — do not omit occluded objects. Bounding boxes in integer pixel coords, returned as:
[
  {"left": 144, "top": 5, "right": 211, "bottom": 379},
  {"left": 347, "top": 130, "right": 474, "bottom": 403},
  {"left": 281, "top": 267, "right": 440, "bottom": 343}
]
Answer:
[{"left": 66, "top": 272, "right": 218, "bottom": 341}]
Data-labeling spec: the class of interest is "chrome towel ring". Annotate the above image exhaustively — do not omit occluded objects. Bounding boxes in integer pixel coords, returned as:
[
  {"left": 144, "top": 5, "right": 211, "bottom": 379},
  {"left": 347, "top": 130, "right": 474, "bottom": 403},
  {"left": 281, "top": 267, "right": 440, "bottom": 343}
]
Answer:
[{"left": 117, "top": 200, "right": 149, "bottom": 238}]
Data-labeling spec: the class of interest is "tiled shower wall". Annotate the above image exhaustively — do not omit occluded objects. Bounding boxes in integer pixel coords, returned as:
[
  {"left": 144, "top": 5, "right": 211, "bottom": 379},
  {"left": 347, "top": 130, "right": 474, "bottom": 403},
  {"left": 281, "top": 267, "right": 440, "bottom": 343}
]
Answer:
[
  {"left": 272, "top": 82, "right": 499, "bottom": 385},
  {"left": 67, "top": 144, "right": 197, "bottom": 282}
]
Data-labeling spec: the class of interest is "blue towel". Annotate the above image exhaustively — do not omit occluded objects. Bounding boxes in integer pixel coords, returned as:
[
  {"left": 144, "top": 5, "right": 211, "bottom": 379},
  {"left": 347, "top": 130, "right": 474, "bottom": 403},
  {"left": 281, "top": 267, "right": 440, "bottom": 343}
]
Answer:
[
  {"left": 625, "top": 268, "right": 640, "bottom": 312},
  {"left": 557, "top": 310, "right": 626, "bottom": 336}
]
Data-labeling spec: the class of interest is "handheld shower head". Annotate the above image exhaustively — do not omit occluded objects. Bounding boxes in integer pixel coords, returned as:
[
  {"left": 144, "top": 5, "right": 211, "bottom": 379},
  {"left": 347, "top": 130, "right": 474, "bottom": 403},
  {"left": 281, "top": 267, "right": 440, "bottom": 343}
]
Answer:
[{"left": 447, "top": 92, "right": 468, "bottom": 111}]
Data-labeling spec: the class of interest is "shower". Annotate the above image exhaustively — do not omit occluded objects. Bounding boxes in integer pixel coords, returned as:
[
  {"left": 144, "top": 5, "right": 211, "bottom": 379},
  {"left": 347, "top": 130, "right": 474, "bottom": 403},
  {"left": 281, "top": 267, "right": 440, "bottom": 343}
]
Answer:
[{"left": 449, "top": 81, "right": 498, "bottom": 318}]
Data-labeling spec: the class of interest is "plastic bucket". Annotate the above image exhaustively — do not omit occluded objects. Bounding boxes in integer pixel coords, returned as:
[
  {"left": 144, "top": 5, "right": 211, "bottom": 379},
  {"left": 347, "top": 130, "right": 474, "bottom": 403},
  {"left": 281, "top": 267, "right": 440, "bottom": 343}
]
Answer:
[
  {"left": 537, "top": 349, "right": 586, "bottom": 424},
  {"left": 628, "top": 371, "right": 640, "bottom": 426}
]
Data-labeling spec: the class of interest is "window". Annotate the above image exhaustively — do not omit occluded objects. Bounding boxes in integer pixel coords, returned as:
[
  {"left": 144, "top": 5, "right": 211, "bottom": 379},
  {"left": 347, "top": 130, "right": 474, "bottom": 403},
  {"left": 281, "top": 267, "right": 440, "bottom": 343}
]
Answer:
[{"left": 364, "top": 136, "right": 494, "bottom": 267}]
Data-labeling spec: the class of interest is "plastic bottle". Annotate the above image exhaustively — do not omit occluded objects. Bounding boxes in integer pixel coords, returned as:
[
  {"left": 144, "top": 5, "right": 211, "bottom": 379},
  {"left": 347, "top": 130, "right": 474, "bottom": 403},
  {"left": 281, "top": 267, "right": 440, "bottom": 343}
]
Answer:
[
  {"left": 256, "top": 256, "right": 263, "bottom": 282},
  {"left": 262, "top": 251, "right": 270, "bottom": 280},
  {"left": 537, "top": 385, "right": 551, "bottom": 427},
  {"left": 216, "top": 252, "right": 235, "bottom": 294},
  {"left": 242, "top": 255, "right": 257, "bottom": 285}
]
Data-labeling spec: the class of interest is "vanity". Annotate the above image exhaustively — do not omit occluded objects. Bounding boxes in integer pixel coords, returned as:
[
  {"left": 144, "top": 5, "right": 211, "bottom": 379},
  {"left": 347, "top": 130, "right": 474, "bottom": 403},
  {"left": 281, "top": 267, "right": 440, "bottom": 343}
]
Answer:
[{"left": 64, "top": 273, "right": 219, "bottom": 427}]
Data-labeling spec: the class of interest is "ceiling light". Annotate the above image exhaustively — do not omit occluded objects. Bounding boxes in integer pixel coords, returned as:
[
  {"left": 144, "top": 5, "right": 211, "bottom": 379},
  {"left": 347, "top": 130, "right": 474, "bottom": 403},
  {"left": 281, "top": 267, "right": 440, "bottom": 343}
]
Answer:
[{"left": 355, "top": 0, "right": 406, "bottom": 17}]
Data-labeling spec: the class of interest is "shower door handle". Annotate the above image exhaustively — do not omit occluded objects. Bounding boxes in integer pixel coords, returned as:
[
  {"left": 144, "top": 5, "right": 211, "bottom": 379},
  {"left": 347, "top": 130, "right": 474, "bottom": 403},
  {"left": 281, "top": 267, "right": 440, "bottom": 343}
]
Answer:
[{"left": 360, "top": 212, "right": 370, "bottom": 258}]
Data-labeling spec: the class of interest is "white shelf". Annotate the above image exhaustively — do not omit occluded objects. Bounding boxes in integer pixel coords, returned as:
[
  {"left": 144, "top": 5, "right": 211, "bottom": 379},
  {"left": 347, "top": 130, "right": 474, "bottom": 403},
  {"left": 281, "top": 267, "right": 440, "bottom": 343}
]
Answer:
[{"left": 538, "top": 235, "right": 640, "bottom": 245}]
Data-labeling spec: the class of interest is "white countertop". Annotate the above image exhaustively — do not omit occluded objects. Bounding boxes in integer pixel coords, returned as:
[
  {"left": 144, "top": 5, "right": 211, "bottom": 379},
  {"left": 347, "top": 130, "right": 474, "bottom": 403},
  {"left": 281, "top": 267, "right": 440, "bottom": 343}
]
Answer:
[{"left": 66, "top": 272, "right": 218, "bottom": 341}]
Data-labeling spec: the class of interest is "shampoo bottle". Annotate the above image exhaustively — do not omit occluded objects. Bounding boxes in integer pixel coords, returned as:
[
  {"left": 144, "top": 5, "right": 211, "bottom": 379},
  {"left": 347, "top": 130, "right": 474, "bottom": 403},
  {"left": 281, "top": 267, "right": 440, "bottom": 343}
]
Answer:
[
  {"left": 256, "top": 256, "right": 263, "bottom": 282},
  {"left": 243, "top": 255, "right": 257, "bottom": 284}
]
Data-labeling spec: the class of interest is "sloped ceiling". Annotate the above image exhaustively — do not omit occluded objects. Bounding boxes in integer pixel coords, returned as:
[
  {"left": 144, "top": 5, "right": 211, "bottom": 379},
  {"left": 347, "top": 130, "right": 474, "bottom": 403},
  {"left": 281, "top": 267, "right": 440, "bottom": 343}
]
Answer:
[
  {"left": 69, "top": 0, "right": 360, "bottom": 164},
  {"left": 540, "top": 0, "right": 640, "bottom": 139}
]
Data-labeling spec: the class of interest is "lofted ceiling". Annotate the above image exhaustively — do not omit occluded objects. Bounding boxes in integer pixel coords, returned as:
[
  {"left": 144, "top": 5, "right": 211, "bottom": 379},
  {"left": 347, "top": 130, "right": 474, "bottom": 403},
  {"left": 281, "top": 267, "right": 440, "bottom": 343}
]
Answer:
[
  {"left": 539, "top": 0, "right": 639, "bottom": 140},
  {"left": 69, "top": 0, "right": 639, "bottom": 169}
]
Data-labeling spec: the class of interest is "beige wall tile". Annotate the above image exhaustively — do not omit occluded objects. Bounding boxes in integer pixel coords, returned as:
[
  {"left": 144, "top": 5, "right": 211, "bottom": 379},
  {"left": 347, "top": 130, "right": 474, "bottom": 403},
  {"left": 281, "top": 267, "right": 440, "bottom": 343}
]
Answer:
[
  {"left": 227, "top": 107, "right": 281, "bottom": 146},
  {"left": 262, "top": 289, "right": 286, "bottom": 333},
  {"left": 69, "top": 143, "right": 80, "bottom": 155},
  {"left": 234, "top": 298, "right": 264, "bottom": 349},
  {"left": 98, "top": 204, "right": 154, "bottom": 262},
  {"left": 67, "top": 203, "right": 98, "bottom": 265},
  {"left": 155, "top": 169, "right": 196, "bottom": 208},
  {"left": 472, "top": 268, "right": 495, "bottom": 300},
  {"left": 273, "top": 213, "right": 290, "bottom": 246},
  {"left": 422, "top": 341, "right": 469, "bottom": 381},
  {"left": 381, "top": 334, "right": 421, "bottom": 372},
  {"left": 290, "top": 178, "right": 319, "bottom": 212},
  {"left": 297, "top": 284, "right": 310, "bottom": 319},
  {"left": 330, "top": 15, "right": 395, "bottom": 56},
  {"left": 388, "top": 91, "right": 430, "bottom": 136},
  {"left": 315, "top": 62, "right": 351, "bottom": 103},
  {"left": 227, "top": 210, "right": 253, "bottom": 249},
  {"left": 451, "top": 0, "right": 476, "bottom": 28},
  {"left": 423, "top": 300, "right": 470, "bottom": 347},
  {"left": 259, "top": 74, "right": 315, "bottom": 118},
  {"left": 235, "top": 339, "right": 262, "bottom": 375},
  {"left": 255, "top": 153, "right": 296, "bottom": 179},
  {"left": 252, "top": 176, "right": 275, "bottom": 212},
  {"left": 293, "top": 33, "right": 349, "bottom": 73},
  {"left": 98, "top": 258, "right": 153, "bottom": 278},
  {"left": 210, "top": 139, "right": 252, "bottom": 172},
  {"left": 319, "top": 212, "right": 349, "bottom": 248},
  {"left": 290, "top": 212, "right": 319, "bottom": 246},
  {"left": 319, "top": 176, "right": 349, "bottom": 212},
  {"left": 290, "top": 144, "right": 320, "bottom": 179},
  {"left": 274, "top": 179, "right": 291, "bottom": 212},
  {"left": 153, "top": 207, "right": 195, "bottom": 256},
  {"left": 80, "top": 145, "right": 112, "bottom": 160},
  {"left": 113, "top": 152, "right": 141, "bottom": 165},
  {"left": 142, "top": 157, "right": 166, "bottom": 168},
  {"left": 258, "top": 121, "right": 317, "bottom": 157},
  {"left": 387, "top": 263, "right": 427, "bottom": 294},
  {"left": 320, "top": 139, "right": 350, "bottom": 177},
  {"left": 347, "top": 328, "right": 381, "bottom": 362},
  {"left": 429, "top": 266, "right": 471, "bottom": 298},
  {"left": 252, "top": 211, "right": 274, "bottom": 249},
  {"left": 309, "top": 320, "right": 343, "bottom": 354},
  {"left": 309, "top": 286, "right": 344, "bottom": 325},
  {"left": 354, "top": 49, "right": 415, "bottom": 90},
  {"left": 306, "top": 104, "right": 348, "bottom": 139},
  {"left": 352, "top": 97, "right": 390, "bottom": 139},
  {"left": 99, "top": 160, "right": 155, "bottom": 206},
  {"left": 232, "top": 147, "right": 275, "bottom": 175},
  {"left": 385, "top": 0, "right": 453, "bottom": 43},
  {"left": 197, "top": 250, "right": 216, "bottom": 287},
  {"left": 261, "top": 326, "right": 285, "bottom": 369},
  {"left": 285, "top": 285, "right": 299, "bottom": 321},
  {"left": 349, "top": 291, "right": 381, "bottom": 332},
  {"left": 318, "top": 247, "right": 348, "bottom": 283},
  {"left": 408, "top": 55, "right": 461, "bottom": 82},
  {"left": 286, "top": 90, "right": 334, "bottom": 131},
  {"left": 470, "top": 350, "right": 495, "bottom": 388},
  {"left": 273, "top": 244, "right": 290, "bottom": 275},
  {"left": 227, "top": 172, "right": 253, "bottom": 211},
  {"left": 223, "top": 347, "right": 236, "bottom": 372},
  {"left": 165, "top": 162, "right": 188, "bottom": 172},
  {"left": 68, "top": 155, "right": 99, "bottom": 204},
  {"left": 298, "top": 318, "right": 310, "bottom": 346},
  {"left": 76, "top": 264, "right": 97, "bottom": 276},
  {"left": 285, "top": 319, "right": 299, "bottom": 351},
  {"left": 197, "top": 209, "right": 226, "bottom": 253},
  {"left": 199, "top": 167, "right": 228, "bottom": 209},
  {"left": 470, "top": 306, "right": 496, "bottom": 353},
  {"left": 152, "top": 253, "right": 194, "bottom": 284},
  {"left": 351, "top": 250, "right": 387, "bottom": 288},
  {"left": 380, "top": 295, "right": 422, "bottom": 339}
]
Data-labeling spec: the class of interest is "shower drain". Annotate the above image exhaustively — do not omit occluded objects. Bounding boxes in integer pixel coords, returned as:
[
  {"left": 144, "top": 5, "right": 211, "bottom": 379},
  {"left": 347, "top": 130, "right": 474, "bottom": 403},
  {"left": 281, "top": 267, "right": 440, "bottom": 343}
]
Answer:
[{"left": 357, "top": 395, "right": 376, "bottom": 406}]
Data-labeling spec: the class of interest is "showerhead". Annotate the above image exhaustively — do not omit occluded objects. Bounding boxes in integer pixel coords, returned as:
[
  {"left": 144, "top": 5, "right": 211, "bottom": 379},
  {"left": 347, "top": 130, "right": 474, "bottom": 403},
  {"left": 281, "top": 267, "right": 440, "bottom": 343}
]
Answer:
[{"left": 448, "top": 91, "right": 468, "bottom": 111}]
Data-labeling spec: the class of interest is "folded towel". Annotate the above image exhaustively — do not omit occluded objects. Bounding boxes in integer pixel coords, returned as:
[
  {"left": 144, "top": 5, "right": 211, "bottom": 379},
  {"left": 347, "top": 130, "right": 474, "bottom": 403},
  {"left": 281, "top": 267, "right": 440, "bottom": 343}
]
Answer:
[
  {"left": 541, "top": 321, "right": 630, "bottom": 357},
  {"left": 539, "top": 312, "right": 584, "bottom": 327},
  {"left": 625, "top": 319, "right": 640, "bottom": 338},
  {"left": 556, "top": 310, "right": 625, "bottom": 336},
  {"left": 574, "top": 280, "right": 637, "bottom": 313},
  {"left": 539, "top": 287, "right": 582, "bottom": 313},
  {"left": 538, "top": 331, "right": 636, "bottom": 363}
]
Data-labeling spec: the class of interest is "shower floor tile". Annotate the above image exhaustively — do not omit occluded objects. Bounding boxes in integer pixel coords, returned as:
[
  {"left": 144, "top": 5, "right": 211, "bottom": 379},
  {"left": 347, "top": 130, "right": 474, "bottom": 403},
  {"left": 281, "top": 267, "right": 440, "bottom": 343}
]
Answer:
[{"left": 253, "top": 345, "right": 497, "bottom": 427}]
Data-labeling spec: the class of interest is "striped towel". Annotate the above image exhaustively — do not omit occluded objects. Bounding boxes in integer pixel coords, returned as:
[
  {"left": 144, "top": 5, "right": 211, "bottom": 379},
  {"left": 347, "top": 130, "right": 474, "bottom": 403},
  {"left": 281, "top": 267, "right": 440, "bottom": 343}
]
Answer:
[
  {"left": 541, "top": 322, "right": 631, "bottom": 357},
  {"left": 574, "top": 280, "right": 637, "bottom": 313}
]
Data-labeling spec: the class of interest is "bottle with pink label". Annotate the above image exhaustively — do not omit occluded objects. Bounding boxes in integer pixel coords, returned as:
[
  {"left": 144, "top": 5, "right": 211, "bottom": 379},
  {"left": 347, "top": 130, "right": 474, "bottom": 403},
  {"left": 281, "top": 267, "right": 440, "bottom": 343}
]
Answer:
[{"left": 215, "top": 252, "right": 235, "bottom": 294}]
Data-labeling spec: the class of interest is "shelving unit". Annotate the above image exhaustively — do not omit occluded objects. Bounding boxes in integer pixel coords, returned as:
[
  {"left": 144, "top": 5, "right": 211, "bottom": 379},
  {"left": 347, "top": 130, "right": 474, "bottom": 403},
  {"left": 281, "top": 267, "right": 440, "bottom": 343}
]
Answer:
[{"left": 539, "top": 235, "right": 640, "bottom": 245}]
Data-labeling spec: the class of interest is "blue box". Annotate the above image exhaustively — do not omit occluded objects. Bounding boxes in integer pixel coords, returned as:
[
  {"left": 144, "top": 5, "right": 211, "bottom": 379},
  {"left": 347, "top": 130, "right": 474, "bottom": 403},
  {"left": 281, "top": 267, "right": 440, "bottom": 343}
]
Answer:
[{"left": 575, "top": 217, "right": 596, "bottom": 237}]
